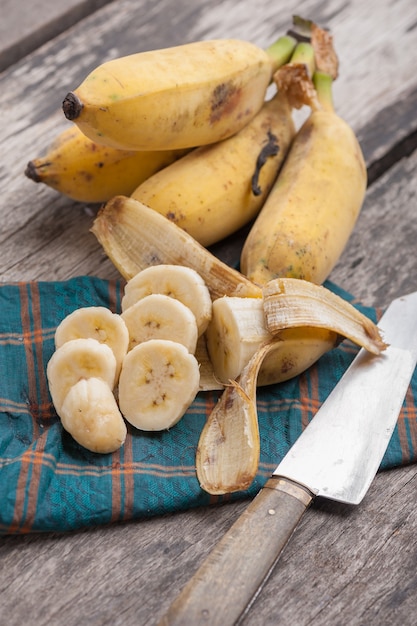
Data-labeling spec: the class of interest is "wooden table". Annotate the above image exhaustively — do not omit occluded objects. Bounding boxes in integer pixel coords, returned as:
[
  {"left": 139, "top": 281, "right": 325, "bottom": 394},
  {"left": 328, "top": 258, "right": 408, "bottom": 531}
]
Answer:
[{"left": 1, "top": 0, "right": 417, "bottom": 624}]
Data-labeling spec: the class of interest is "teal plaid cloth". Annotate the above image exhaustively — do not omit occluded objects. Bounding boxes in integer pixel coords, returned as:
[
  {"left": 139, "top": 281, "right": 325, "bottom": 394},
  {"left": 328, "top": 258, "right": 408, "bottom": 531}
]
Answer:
[{"left": 0, "top": 276, "right": 415, "bottom": 534}]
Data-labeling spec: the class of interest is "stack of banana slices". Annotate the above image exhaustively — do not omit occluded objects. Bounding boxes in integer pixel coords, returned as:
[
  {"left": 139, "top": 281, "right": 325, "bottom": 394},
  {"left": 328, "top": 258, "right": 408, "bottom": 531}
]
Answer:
[{"left": 37, "top": 18, "right": 385, "bottom": 493}]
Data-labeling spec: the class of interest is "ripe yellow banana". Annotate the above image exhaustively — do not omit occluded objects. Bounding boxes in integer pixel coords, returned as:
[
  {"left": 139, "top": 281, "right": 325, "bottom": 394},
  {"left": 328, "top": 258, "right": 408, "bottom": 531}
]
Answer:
[
  {"left": 25, "top": 124, "right": 187, "bottom": 203},
  {"left": 62, "top": 36, "right": 296, "bottom": 151},
  {"left": 240, "top": 38, "right": 367, "bottom": 285},
  {"left": 130, "top": 88, "right": 295, "bottom": 246}
]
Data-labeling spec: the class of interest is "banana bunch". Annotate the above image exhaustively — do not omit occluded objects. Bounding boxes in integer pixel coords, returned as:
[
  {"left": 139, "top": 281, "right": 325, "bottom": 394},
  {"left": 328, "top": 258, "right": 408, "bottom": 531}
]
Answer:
[
  {"left": 26, "top": 34, "right": 296, "bottom": 218},
  {"left": 47, "top": 265, "right": 213, "bottom": 451},
  {"left": 62, "top": 36, "right": 296, "bottom": 151},
  {"left": 240, "top": 25, "right": 367, "bottom": 285},
  {"left": 25, "top": 124, "right": 188, "bottom": 203}
]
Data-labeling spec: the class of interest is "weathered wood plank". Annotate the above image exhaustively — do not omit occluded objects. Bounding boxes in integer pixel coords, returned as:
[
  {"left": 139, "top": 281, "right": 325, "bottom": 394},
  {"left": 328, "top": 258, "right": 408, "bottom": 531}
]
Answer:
[
  {"left": 0, "top": 0, "right": 115, "bottom": 72},
  {"left": 330, "top": 149, "right": 417, "bottom": 306}
]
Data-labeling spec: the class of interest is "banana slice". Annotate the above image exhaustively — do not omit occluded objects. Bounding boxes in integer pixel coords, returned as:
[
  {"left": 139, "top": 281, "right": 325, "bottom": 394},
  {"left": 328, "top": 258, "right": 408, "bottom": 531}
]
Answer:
[
  {"left": 121, "top": 293, "right": 198, "bottom": 353},
  {"left": 205, "top": 296, "right": 272, "bottom": 383},
  {"left": 118, "top": 339, "right": 200, "bottom": 431},
  {"left": 54, "top": 306, "right": 129, "bottom": 380},
  {"left": 60, "top": 377, "right": 127, "bottom": 454},
  {"left": 121, "top": 264, "right": 212, "bottom": 336},
  {"left": 47, "top": 337, "right": 117, "bottom": 414}
]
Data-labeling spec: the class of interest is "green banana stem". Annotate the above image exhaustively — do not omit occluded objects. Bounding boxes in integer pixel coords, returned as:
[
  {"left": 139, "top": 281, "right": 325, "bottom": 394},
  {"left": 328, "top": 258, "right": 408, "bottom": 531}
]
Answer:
[
  {"left": 313, "top": 70, "right": 335, "bottom": 113},
  {"left": 288, "top": 41, "right": 315, "bottom": 76},
  {"left": 265, "top": 35, "right": 297, "bottom": 72}
]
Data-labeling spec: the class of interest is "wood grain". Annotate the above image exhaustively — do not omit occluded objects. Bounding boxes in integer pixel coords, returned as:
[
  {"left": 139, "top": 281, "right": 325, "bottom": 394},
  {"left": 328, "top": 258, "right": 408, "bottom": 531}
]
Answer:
[
  {"left": 0, "top": 0, "right": 115, "bottom": 72},
  {"left": 1, "top": 0, "right": 417, "bottom": 625}
]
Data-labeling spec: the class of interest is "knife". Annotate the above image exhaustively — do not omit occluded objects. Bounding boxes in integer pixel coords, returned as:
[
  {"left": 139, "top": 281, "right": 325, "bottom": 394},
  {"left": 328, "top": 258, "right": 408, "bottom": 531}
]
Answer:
[{"left": 157, "top": 291, "right": 417, "bottom": 626}]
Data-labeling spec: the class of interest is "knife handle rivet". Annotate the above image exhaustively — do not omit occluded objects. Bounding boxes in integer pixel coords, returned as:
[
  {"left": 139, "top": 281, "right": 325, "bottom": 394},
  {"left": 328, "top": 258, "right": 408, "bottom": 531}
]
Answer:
[{"left": 268, "top": 509, "right": 276, "bottom": 515}]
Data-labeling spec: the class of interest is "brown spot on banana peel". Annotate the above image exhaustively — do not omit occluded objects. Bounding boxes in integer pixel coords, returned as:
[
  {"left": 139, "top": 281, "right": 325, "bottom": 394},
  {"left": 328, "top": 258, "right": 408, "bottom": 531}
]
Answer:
[
  {"left": 79, "top": 170, "right": 94, "bottom": 182},
  {"left": 210, "top": 82, "right": 242, "bottom": 124}
]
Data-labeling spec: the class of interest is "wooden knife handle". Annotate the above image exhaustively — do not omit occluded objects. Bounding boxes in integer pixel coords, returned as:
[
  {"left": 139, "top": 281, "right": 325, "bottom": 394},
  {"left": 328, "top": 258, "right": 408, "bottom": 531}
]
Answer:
[{"left": 157, "top": 476, "right": 313, "bottom": 626}]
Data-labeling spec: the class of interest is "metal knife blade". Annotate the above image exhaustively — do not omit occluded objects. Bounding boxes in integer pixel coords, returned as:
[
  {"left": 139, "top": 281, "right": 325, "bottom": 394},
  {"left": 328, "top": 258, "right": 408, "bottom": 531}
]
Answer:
[
  {"left": 158, "top": 291, "right": 417, "bottom": 626},
  {"left": 275, "top": 290, "right": 417, "bottom": 504}
]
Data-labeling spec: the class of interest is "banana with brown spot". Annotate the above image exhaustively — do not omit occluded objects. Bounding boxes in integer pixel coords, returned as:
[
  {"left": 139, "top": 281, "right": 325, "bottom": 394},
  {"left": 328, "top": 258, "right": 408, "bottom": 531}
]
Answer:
[{"left": 62, "top": 36, "right": 296, "bottom": 151}]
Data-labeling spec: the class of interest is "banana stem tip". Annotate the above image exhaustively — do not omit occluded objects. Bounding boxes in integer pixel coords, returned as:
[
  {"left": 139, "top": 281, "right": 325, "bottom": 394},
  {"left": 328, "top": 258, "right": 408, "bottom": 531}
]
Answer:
[
  {"left": 62, "top": 92, "right": 83, "bottom": 120},
  {"left": 24, "top": 161, "right": 41, "bottom": 182}
]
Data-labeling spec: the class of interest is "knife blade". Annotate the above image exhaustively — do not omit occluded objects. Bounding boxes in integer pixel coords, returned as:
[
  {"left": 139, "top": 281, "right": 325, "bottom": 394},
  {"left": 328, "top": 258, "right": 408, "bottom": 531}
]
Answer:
[{"left": 158, "top": 291, "right": 417, "bottom": 626}]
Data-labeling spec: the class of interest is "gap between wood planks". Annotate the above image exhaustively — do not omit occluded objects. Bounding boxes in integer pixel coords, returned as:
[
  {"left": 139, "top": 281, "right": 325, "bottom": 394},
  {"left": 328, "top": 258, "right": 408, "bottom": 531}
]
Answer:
[
  {"left": 359, "top": 84, "right": 417, "bottom": 186},
  {"left": 367, "top": 128, "right": 417, "bottom": 185},
  {"left": 0, "top": 0, "right": 115, "bottom": 73}
]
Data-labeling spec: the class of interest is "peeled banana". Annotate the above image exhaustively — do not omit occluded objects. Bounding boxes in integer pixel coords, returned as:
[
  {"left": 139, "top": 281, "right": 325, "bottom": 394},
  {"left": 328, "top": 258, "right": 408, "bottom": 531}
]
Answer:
[
  {"left": 25, "top": 124, "right": 187, "bottom": 203},
  {"left": 130, "top": 87, "right": 295, "bottom": 246},
  {"left": 62, "top": 36, "right": 296, "bottom": 151},
  {"left": 205, "top": 278, "right": 386, "bottom": 387},
  {"left": 240, "top": 38, "right": 366, "bottom": 285},
  {"left": 197, "top": 277, "right": 387, "bottom": 495},
  {"left": 205, "top": 296, "right": 272, "bottom": 383},
  {"left": 205, "top": 296, "right": 339, "bottom": 386}
]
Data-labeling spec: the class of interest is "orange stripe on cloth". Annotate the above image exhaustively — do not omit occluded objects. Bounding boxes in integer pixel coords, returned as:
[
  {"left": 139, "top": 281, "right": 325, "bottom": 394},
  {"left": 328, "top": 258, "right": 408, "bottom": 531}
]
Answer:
[
  {"left": 9, "top": 283, "right": 50, "bottom": 533},
  {"left": 299, "top": 366, "right": 321, "bottom": 431},
  {"left": 397, "top": 386, "right": 416, "bottom": 464},
  {"left": 121, "top": 433, "right": 135, "bottom": 522}
]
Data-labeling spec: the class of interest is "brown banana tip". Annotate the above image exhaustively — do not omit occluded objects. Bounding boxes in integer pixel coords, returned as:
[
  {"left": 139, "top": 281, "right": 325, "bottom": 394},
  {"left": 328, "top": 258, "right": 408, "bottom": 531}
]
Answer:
[
  {"left": 62, "top": 91, "right": 83, "bottom": 120},
  {"left": 24, "top": 161, "right": 41, "bottom": 182}
]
